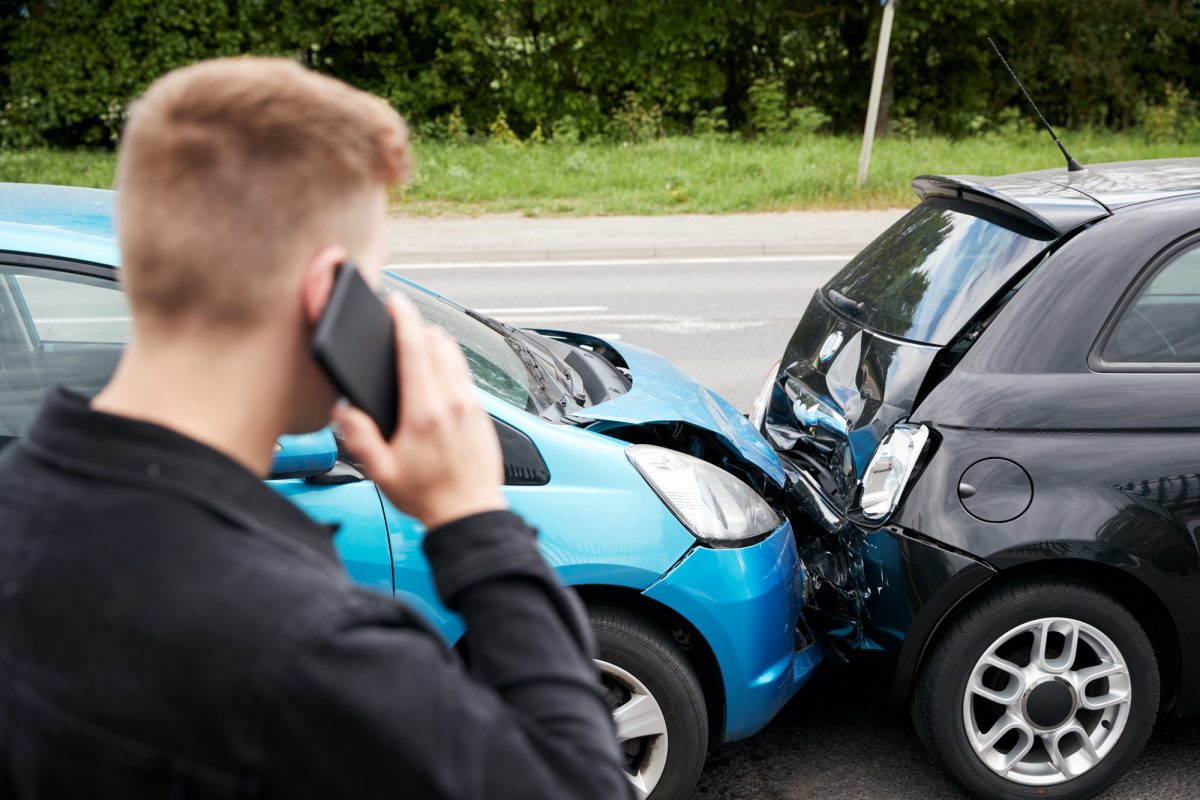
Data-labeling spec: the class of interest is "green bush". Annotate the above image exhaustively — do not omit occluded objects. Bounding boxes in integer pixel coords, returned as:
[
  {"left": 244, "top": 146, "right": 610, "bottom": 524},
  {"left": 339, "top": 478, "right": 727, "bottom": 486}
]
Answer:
[
  {"left": 608, "top": 92, "right": 662, "bottom": 144},
  {"left": 445, "top": 105, "right": 470, "bottom": 145},
  {"left": 992, "top": 107, "right": 1037, "bottom": 138},
  {"left": 890, "top": 116, "right": 920, "bottom": 141},
  {"left": 692, "top": 107, "right": 729, "bottom": 138},
  {"left": 747, "top": 79, "right": 789, "bottom": 138},
  {"left": 551, "top": 115, "right": 583, "bottom": 145},
  {"left": 788, "top": 107, "right": 830, "bottom": 137},
  {"left": 1139, "top": 85, "right": 1198, "bottom": 142},
  {"left": 488, "top": 111, "right": 522, "bottom": 147},
  {"left": 0, "top": 0, "right": 1197, "bottom": 147},
  {"left": 0, "top": 96, "right": 45, "bottom": 149},
  {"left": 747, "top": 80, "right": 829, "bottom": 139}
]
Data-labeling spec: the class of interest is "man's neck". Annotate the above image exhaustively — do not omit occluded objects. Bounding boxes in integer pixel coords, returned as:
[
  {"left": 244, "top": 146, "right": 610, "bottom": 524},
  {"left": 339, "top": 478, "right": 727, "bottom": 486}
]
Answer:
[{"left": 92, "top": 335, "right": 291, "bottom": 477}]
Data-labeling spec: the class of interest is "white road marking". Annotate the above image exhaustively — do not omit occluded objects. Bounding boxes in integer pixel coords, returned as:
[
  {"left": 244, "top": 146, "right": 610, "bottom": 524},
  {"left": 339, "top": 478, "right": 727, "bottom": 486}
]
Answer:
[
  {"left": 497, "top": 310, "right": 768, "bottom": 335},
  {"left": 476, "top": 305, "right": 608, "bottom": 315},
  {"left": 387, "top": 253, "right": 852, "bottom": 271},
  {"left": 640, "top": 319, "right": 768, "bottom": 334},
  {"left": 500, "top": 313, "right": 662, "bottom": 323}
]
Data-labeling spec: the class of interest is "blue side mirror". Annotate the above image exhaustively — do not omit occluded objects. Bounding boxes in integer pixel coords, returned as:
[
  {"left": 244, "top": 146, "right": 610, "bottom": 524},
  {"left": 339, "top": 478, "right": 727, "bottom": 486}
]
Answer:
[{"left": 270, "top": 428, "right": 338, "bottom": 480}]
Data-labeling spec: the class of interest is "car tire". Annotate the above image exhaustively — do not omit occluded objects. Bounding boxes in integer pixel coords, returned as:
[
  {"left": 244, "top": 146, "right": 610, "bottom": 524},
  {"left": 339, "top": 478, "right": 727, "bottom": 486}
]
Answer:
[
  {"left": 589, "top": 605, "right": 708, "bottom": 800},
  {"left": 912, "top": 577, "right": 1158, "bottom": 800}
]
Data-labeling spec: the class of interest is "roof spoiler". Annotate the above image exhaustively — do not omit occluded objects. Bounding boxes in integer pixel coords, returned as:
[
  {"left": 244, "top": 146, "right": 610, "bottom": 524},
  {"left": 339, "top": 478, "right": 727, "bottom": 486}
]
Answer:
[{"left": 912, "top": 175, "right": 1065, "bottom": 237}]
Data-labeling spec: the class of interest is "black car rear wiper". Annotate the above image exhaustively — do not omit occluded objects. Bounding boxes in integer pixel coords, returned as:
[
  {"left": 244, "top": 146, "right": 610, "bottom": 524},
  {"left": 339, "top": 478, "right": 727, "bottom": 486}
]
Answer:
[{"left": 827, "top": 289, "right": 865, "bottom": 316}]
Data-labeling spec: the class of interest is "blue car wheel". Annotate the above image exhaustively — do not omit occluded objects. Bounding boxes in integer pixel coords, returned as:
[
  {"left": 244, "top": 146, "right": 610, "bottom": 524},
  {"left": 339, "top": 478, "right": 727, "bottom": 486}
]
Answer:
[{"left": 590, "top": 606, "right": 708, "bottom": 800}]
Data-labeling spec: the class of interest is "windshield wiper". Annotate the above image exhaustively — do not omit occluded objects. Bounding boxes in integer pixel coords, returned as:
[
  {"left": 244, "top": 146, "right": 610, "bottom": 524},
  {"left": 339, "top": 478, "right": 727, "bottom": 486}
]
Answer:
[
  {"left": 521, "top": 333, "right": 588, "bottom": 404},
  {"left": 465, "top": 308, "right": 585, "bottom": 396},
  {"left": 827, "top": 289, "right": 865, "bottom": 316},
  {"left": 465, "top": 309, "right": 568, "bottom": 409},
  {"left": 466, "top": 308, "right": 515, "bottom": 336}
]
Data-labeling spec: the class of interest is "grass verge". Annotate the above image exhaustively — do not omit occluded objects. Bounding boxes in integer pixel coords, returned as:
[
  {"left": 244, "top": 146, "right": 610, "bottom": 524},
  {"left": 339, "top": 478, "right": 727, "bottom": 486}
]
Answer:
[{"left": 2, "top": 132, "right": 1194, "bottom": 215}]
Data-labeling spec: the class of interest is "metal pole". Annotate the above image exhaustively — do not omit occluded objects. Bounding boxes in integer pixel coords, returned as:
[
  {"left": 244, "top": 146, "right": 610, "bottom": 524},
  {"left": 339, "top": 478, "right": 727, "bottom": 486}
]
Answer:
[{"left": 856, "top": 0, "right": 896, "bottom": 188}]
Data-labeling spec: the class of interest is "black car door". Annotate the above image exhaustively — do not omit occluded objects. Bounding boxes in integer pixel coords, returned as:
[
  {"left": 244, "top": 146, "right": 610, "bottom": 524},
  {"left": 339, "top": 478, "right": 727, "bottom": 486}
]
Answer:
[{"left": 1086, "top": 233, "right": 1200, "bottom": 544}]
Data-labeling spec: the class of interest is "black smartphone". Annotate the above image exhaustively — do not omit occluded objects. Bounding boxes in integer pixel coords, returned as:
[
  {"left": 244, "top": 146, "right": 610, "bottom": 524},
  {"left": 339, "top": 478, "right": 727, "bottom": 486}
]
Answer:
[{"left": 311, "top": 262, "right": 399, "bottom": 438}]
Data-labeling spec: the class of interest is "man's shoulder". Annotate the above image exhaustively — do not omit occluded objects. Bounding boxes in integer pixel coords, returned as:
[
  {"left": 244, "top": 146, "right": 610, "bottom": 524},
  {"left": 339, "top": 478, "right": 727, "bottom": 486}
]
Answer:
[
  {"left": 0, "top": 439, "right": 437, "bottom": 683},
  {"left": 0, "top": 440, "right": 356, "bottom": 625},
  {"left": 5, "top": 438, "right": 327, "bottom": 552}
]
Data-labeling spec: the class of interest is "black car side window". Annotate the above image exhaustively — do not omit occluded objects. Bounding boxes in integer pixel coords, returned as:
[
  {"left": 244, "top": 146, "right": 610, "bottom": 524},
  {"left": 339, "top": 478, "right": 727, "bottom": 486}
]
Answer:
[
  {"left": 0, "top": 265, "right": 128, "bottom": 439},
  {"left": 1103, "top": 244, "right": 1200, "bottom": 365}
]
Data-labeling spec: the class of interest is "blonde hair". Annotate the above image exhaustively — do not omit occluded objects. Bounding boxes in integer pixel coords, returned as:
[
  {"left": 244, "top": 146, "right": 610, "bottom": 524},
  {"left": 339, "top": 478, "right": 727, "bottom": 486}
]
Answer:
[{"left": 116, "top": 57, "right": 411, "bottom": 329}]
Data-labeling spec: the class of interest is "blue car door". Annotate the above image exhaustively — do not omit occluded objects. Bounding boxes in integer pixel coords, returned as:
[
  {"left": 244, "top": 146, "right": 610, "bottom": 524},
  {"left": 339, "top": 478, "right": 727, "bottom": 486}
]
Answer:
[
  {"left": 380, "top": 501, "right": 465, "bottom": 642},
  {"left": 272, "top": 476, "right": 395, "bottom": 597}
]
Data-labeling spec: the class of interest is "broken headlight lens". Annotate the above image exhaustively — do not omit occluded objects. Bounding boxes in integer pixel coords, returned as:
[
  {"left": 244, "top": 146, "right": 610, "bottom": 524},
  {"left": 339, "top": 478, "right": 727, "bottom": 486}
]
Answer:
[
  {"left": 748, "top": 358, "right": 782, "bottom": 431},
  {"left": 627, "top": 445, "right": 782, "bottom": 544},
  {"left": 858, "top": 423, "right": 929, "bottom": 522}
]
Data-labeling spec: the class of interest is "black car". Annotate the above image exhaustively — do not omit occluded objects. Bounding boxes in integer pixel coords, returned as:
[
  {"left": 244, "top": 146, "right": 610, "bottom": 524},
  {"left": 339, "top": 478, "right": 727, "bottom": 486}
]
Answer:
[{"left": 750, "top": 159, "right": 1200, "bottom": 800}]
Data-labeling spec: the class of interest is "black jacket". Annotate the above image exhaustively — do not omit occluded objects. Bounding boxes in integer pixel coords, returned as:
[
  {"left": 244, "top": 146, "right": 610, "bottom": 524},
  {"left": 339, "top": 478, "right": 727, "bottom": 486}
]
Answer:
[{"left": 0, "top": 389, "right": 631, "bottom": 799}]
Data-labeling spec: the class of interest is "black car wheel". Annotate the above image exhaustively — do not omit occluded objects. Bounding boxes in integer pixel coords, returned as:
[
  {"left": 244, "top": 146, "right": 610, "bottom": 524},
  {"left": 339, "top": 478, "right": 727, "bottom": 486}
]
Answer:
[
  {"left": 912, "top": 578, "right": 1158, "bottom": 800},
  {"left": 590, "top": 606, "right": 708, "bottom": 800}
]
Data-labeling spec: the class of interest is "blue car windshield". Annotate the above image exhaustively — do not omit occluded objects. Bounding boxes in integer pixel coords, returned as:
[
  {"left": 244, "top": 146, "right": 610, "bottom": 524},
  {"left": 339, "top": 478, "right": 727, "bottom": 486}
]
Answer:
[
  {"left": 385, "top": 277, "right": 539, "bottom": 413},
  {"left": 823, "top": 198, "right": 1054, "bottom": 346}
]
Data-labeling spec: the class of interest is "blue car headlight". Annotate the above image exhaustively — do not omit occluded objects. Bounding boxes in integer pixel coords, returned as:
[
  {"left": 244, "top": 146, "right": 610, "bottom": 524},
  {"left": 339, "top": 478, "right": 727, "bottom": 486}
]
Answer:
[{"left": 627, "top": 445, "right": 782, "bottom": 545}]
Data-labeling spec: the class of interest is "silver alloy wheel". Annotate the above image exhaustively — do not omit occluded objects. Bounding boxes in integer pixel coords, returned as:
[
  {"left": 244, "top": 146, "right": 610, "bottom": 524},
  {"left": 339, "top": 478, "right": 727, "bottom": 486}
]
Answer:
[
  {"left": 962, "top": 617, "right": 1133, "bottom": 786},
  {"left": 596, "top": 658, "right": 669, "bottom": 800}
]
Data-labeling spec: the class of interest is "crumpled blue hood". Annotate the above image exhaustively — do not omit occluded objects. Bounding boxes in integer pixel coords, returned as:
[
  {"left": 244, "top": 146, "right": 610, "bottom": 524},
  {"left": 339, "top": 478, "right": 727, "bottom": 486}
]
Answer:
[{"left": 570, "top": 341, "right": 786, "bottom": 488}]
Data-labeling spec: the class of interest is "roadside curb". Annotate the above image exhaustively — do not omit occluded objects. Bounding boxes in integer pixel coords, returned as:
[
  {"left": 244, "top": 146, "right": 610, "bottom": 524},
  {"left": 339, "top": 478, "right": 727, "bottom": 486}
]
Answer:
[{"left": 387, "top": 241, "right": 868, "bottom": 264}]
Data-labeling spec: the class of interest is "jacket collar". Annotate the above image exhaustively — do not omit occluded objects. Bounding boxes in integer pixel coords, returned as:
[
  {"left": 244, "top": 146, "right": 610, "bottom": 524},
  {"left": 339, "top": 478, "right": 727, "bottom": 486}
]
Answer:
[{"left": 21, "top": 388, "right": 341, "bottom": 568}]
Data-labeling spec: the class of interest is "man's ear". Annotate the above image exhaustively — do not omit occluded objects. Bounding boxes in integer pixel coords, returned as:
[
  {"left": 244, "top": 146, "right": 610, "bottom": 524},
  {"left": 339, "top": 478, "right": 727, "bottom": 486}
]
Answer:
[{"left": 301, "top": 245, "right": 348, "bottom": 327}]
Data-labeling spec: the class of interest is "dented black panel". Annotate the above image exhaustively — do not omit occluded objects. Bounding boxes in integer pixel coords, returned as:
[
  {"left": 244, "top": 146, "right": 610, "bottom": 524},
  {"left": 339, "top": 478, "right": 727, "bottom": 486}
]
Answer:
[
  {"left": 764, "top": 291, "right": 940, "bottom": 511},
  {"left": 853, "top": 528, "right": 994, "bottom": 702},
  {"left": 762, "top": 291, "right": 944, "bottom": 651}
]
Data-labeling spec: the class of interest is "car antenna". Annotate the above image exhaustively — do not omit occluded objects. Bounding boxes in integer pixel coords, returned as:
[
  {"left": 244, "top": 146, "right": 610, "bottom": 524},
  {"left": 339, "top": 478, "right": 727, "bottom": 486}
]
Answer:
[{"left": 987, "top": 37, "right": 1084, "bottom": 173}]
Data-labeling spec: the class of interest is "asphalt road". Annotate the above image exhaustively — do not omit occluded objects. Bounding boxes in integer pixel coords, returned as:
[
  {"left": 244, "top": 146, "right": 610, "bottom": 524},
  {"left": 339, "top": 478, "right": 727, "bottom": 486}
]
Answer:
[
  {"left": 691, "top": 662, "right": 1200, "bottom": 800},
  {"left": 397, "top": 254, "right": 1200, "bottom": 800}
]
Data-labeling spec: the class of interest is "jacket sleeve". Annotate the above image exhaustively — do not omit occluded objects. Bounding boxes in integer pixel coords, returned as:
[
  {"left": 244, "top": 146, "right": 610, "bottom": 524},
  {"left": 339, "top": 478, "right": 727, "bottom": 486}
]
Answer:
[{"left": 261, "top": 510, "right": 633, "bottom": 800}]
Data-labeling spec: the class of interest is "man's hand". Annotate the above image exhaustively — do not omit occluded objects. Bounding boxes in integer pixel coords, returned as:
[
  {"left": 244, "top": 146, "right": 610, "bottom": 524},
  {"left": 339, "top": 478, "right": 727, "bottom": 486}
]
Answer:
[{"left": 333, "top": 293, "right": 507, "bottom": 530}]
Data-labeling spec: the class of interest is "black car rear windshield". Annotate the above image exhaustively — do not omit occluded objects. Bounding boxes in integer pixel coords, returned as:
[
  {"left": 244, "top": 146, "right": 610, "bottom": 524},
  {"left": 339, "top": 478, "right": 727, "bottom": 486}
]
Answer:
[{"left": 823, "top": 197, "right": 1055, "bottom": 346}]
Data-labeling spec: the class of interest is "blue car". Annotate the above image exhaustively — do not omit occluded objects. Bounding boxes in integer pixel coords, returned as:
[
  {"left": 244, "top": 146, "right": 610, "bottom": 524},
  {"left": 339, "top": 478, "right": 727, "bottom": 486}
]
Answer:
[{"left": 0, "top": 183, "right": 822, "bottom": 799}]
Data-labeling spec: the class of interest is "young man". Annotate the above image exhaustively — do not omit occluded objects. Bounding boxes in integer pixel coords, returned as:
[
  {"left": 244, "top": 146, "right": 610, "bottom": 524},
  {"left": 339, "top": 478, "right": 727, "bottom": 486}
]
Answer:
[{"left": 0, "top": 58, "right": 631, "bottom": 799}]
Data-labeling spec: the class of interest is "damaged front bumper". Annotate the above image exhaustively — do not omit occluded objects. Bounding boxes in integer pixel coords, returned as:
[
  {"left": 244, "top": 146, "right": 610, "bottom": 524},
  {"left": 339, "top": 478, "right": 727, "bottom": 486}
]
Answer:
[
  {"left": 643, "top": 519, "right": 823, "bottom": 742},
  {"left": 777, "top": 452, "right": 872, "bottom": 658}
]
